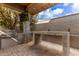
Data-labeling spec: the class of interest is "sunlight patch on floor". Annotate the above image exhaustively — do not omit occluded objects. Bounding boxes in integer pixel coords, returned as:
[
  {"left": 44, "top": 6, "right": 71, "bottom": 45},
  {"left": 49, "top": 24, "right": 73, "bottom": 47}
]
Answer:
[{"left": 40, "top": 41, "right": 79, "bottom": 56}]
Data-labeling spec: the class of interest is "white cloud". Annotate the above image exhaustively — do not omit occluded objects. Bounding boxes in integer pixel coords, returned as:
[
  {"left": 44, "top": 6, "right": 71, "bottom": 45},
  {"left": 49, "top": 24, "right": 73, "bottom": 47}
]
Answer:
[
  {"left": 38, "top": 8, "right": 54, "bottom": 19},
  {"left": 72, "top": 3, "right": 79, "bottom": 13},
  {"left": 46, "top": 9, "right": 55, "bottom": 19},
  {"left": 39, "top": 11, "right": 44, "bottom": 15},
  {"left": 39, "top": 9, "right": 50, "bottom": 16},
  {"left": 65, "top": 13, "right": 72, "bottom": 16},
  {"left": 72, "top": 3, "right": 79, "bottom": 8},
  {"left": 47, "top": 13, "right": 54, "bottom": 19},
  {"left": 46, "top": 9, "right": 50, "bottom": 12},
  {"left": 64, "top": 3, "right": 70, "bottom": 6},
  {"left": 52, "top": 8, "right": 64, "bottom": 15}
]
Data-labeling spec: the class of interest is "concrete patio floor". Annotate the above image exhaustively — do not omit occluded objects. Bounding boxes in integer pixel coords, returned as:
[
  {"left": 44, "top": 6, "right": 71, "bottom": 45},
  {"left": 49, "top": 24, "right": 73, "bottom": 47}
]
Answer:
[{"left": 0, "top": 41, "right": 79, "bottom": 56}]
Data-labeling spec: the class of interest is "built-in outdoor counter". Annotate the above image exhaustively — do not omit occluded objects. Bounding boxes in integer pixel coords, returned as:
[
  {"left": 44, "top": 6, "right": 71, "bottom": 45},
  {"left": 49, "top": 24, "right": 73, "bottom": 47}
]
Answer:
[
  {"left": 32, "top": 31, "right": 70, "bottom": 56},
  {"left": 0, "top": 34, "right": 18, "bottom": 49}
]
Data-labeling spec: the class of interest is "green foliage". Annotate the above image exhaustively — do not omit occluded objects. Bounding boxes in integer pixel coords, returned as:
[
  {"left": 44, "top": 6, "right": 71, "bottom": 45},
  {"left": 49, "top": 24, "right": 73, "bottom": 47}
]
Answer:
[
  {"left": 31, "top": 14, "right": 38, "bottom": 24},
  {"left": 19, "top": 22, "right": 23, "bottom": 32},
  {"left": 31, "top": 19, "right": 38, "bottom": 24},
  {"left": 19, "top": 13, "right": 29, "bottom": 22},
  {"left": 0, "top": 6, "right": 18, "bottom": 30},
  {"left": 30, "top": 15, "right": 38, "bottom": 31}
]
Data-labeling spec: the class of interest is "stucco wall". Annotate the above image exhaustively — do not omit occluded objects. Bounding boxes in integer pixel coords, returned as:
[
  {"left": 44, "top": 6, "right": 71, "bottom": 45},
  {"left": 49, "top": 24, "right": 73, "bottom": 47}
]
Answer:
[
  {"left": 34, "top": 14, "right": 79, "bottom": 48},
  {"left": 35, "top": 14, "right": 79, "bottom": 35}
]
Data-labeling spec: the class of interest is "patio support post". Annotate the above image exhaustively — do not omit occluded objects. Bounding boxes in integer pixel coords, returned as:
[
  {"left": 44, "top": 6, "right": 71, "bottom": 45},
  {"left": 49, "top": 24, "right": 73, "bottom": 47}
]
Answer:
[
  {"left": 33, "top": 33, "right": 35, "bottom": 44},
  {"left": 35, "top": 34, "right": 43, "bottom": 45},
  {"left": 23, "top": 13, "right": 31, "bottom": 43},
  {"left": 32, "top": 31, "right": 70, "bottom": 56},
  {"left": 0, "top": 39, "right": 1, "bottom": 49},
  {"left": 33, "top": 34, "right": 43, "bottom": 45},
  {"left": 39, "top": 34, "right": 43, "bottom": 42},
  {"left": 62, "top": 32, "right": 70, "bottom": 56}
]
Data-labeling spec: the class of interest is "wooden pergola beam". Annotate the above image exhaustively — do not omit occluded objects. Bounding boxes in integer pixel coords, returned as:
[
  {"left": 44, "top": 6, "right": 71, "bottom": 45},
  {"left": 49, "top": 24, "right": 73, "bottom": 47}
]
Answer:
[
  {"left": 27, "top": 3, "right": 57, "bottom": 15},
  {"left": 0, "top": 3, "right": 58, "bottom": 15},
  {"left": 1, "top": 3, "right": 25, "bottom": 13}
]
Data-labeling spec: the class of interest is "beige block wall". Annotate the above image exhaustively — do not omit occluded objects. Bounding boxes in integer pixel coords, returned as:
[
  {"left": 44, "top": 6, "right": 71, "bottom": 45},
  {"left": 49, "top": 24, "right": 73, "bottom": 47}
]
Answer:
[{"left": 34, "top": 14, "right": 79, "bottom": 48}]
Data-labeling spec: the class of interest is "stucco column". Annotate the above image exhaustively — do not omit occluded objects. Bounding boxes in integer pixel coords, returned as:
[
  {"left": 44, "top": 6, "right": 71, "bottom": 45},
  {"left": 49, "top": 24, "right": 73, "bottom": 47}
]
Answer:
[
  {"left": 0, "top": 39, "right": 1, "bottom": 49},
  {"left": 23, "top": 13, "right": 32, "bottom": 43},
  {"left": 62, "top": 32, "right": 70, "bottom": 56}
]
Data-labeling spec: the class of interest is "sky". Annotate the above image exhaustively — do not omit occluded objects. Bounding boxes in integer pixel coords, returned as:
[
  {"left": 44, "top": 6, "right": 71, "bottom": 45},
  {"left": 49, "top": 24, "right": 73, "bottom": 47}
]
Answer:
[{"left": 36, "top": 3, "right": 79, "bottom": 20}]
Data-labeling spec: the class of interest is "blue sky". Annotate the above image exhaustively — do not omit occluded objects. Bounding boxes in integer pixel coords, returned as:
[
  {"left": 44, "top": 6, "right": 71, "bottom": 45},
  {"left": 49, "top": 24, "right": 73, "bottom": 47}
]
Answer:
[{"left": 36, "top": 3, "right": 79, "bottom": 20}]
